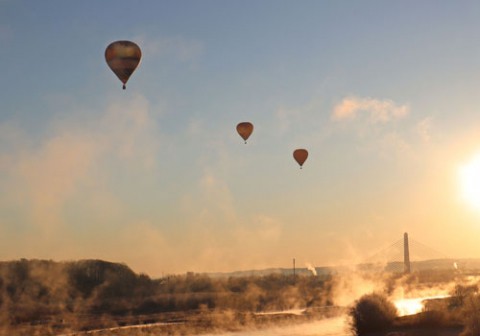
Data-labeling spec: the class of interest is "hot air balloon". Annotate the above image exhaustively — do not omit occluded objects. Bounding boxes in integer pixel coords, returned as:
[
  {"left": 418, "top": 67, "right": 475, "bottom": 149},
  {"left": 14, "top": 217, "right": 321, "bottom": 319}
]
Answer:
[
  {"left": 236, "top": 122, "right": 254, "bottom": 144},
  {"left": 105, "top": 40, "right": 142, "bottom": 90},
  {"left": 293, "top": 149, "right": 308, "bottom": 169}
]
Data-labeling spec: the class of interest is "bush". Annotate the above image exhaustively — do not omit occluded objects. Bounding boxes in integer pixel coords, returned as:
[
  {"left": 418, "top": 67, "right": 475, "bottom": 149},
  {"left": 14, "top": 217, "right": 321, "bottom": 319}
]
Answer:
[
  {"left": 460, "top": 295, "right": 480, "bottom": 336},
  {"left": 349, "top": 293, "right": 397, "bottom": 335}
]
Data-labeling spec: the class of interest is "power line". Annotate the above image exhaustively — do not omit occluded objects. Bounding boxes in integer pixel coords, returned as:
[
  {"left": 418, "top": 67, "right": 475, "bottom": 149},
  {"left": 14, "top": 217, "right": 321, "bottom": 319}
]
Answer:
[{"left": 359, "top": 234, "right": 452, "bottom": 273}]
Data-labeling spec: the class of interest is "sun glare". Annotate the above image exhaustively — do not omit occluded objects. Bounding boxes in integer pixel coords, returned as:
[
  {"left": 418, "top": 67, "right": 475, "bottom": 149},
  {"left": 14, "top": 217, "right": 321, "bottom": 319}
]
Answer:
[
  {"left": 459, "top": 153, "right": 480, "bottom": 210},
  {"left": 394, "top": 298, "right": 424, "bottom": 316},
  {"left": 394, "top": 295, "right": 450, "bottom": 317}
]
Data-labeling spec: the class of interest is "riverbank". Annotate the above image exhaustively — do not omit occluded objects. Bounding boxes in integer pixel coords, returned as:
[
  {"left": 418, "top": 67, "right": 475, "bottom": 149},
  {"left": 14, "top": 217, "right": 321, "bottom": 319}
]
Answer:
[{"left": 0, "top": 306, "right": 345, "bottom": 336}]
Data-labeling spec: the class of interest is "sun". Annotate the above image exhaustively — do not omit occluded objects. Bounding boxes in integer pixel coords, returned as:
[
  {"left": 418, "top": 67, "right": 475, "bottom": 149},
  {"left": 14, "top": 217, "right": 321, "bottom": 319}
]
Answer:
[{"left": 459, "top": 153, "right": 480, "bottom": 210}]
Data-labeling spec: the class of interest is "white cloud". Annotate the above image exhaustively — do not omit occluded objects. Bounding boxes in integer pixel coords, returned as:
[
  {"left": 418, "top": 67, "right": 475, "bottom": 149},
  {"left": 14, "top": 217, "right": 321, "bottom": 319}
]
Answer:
[
  {"left": 328, "top": 96, "right": 422, "bottom": 159},
  {"left": 332, "top": 96, "right": 409, "bottom": 123}
]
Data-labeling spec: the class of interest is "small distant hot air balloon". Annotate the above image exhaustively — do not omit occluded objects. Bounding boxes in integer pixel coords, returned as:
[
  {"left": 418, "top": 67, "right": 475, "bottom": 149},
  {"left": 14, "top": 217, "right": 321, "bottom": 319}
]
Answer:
[
  {"left": 293, "top": 149, "right": 308, "bottom": 169},
  {"left": 105, "top": 40, "right": 142, "bottom": 90},
  {"left": 236, "top": 122, "right": 254, "bottom": 144}
]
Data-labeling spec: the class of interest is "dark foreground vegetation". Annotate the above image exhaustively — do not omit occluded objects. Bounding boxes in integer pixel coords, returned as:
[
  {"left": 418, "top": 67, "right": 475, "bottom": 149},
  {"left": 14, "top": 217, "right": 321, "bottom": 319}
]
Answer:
[
  {"left": 349, "top": 282, "right": 480, "bottom": 336},
  {"left": 0, "top": 259, "right": 339, "bottom": 335}
]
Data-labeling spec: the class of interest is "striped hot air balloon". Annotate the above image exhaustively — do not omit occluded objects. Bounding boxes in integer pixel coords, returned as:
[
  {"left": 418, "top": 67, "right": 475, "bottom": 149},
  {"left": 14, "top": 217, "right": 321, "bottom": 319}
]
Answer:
[{"left": 105, "top": 40, "right": 142, "bottom": 90}]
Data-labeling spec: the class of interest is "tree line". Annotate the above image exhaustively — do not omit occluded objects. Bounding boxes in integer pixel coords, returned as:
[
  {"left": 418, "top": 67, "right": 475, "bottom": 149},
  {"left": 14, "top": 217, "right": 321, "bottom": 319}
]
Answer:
[{"left": 0, "top": 259, "right": 334, "bottom": 327}]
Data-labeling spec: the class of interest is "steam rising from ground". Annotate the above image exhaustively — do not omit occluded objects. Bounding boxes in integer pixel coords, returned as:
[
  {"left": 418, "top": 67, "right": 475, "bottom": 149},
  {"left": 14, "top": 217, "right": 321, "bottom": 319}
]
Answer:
[
  {"left": 330, "top": 266, "right": 460, "bottom": 316},
  {"left": 305, "top": 263, "right": 317, "bottom": 276},
  {"left": 331, "top": 269, "right": 387, "bottom": 307},
  {"left": 71, "top": 317, "right": 349, "bottom": 336},
  {"left": 0, "top": 258, "right": 475, "bottom": 335},
  {"left": 202, "top": 317, "right": 349, "bottom": 336}
]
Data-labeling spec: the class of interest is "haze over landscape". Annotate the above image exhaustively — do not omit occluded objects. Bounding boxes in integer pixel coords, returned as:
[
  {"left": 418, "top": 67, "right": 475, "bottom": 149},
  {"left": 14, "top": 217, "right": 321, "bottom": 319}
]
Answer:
[{"left": 2, "top": 1, "right": 480, "bottom": 277}]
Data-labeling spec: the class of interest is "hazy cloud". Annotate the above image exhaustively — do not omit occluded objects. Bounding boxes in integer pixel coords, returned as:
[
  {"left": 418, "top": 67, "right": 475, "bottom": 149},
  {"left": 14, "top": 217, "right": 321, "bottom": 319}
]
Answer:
[
  {"left": 137, "top": 35, "right": 204, "bottom": 62},
  {"left": 329, "top": 96, "right": 422, "bottom": 159},
  {"left": 102, "top": 95, "right": 160, "bottom": 169},
  {"left": 114, "top": 220, "right": 173, "bottom": 275},
  {"left": 198, "top": 171, "right": 237, "bottom": 223},
  {"left": 0, "top": 94, "right": 160, "bottom": 233},
  {"left": 236, "top": 215, "right": 282, "bottom": 243},
  {"left": 274, "top": 96, "right": 324, "bottom": 133},
  {"left": 416, "top": 117, "right": 433, "bottom": 143},
  {"left": 178, "top": 168, "right": 287, "bottom": 272},
  {"left": 379, "top": 131, "right": 411, "bottom": 156},
  {"left": 332, "top": 96, "right": 409, "bottom": 123},
  {"left": 15, "top": 132, "right": 98, "bottom": 229}
]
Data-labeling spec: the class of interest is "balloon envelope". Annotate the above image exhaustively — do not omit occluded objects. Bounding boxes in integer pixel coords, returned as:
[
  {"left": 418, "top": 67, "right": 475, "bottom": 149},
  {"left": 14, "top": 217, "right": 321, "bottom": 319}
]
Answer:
[
  {"left": 236, "top": 122, "right": 254, "bottom": 143},
  {"left": 105, "top": 40, "right": 142, "bottom": 89},
  {"left": 293, "top": 149, "right": 308, "bottom": 168}
]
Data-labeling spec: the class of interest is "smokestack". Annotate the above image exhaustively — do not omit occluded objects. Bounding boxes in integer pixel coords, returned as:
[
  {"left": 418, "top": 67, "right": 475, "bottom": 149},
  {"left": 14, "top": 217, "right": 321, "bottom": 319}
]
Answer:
[{"left": 404, "top": 232, "right": 411, "bottom": 274}]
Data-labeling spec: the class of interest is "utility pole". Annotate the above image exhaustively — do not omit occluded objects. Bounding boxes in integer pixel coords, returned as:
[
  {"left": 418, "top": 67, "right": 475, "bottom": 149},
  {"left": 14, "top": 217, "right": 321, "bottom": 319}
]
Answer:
[{"left": 293, "top": 258, "right": 296, "bottom": 284}]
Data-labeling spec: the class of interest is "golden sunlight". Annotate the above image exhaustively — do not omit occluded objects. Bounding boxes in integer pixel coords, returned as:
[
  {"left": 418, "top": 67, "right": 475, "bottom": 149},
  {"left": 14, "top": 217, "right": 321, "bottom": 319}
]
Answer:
[
  {"left": 459, "top": 152, "right": 480, "bottom": 210},
  {"left": 394, "top": 298, "right": 424, "bottom": 316},
  {"left": 394, "top": 295, "right": 450, "bottom": 317}
]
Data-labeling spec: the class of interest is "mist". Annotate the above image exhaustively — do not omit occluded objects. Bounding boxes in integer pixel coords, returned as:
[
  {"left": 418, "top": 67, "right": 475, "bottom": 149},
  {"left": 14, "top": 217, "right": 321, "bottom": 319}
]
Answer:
[{"left": 0, "top": 257, "right": 476, "bottom": 335}]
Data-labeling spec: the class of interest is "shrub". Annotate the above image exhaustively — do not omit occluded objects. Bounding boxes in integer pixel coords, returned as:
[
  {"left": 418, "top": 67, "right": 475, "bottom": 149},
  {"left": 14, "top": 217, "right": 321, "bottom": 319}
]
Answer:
[
  {"left": 349, "top": 293, "right": 397, "bottom": 335},
  {"left": 460, "top": 295, "right": 480, "bottom": 336}
]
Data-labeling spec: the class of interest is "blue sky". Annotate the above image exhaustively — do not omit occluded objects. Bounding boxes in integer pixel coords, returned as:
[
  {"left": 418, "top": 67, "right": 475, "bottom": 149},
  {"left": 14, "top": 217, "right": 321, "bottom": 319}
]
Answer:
[{"left": 1, "top": 1, "right": 480, "bottom": 275}]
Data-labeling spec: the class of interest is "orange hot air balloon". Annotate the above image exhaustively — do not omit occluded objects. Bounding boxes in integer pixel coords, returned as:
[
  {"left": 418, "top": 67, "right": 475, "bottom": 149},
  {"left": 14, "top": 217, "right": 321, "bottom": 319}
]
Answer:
[
  {"left": 105, "top": 40, "right": 142, "bottom": 90},
  {"left": 236, "top": 122, "right": 254, "bottom": 144},
  {"left": 293, "top": 149, "right": 308, "bottom": 168}
]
